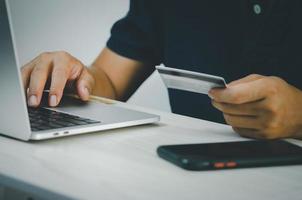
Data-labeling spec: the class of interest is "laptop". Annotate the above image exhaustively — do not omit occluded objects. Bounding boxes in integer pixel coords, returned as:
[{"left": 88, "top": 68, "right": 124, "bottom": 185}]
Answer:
[{"left": 0, "top": 0, "right": 160, "bottom": 141}]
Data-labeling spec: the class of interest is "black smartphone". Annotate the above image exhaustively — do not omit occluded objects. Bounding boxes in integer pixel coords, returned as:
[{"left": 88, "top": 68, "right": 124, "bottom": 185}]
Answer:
[{"left": 157, "top": 140, "right": 302, "bottom": 171}]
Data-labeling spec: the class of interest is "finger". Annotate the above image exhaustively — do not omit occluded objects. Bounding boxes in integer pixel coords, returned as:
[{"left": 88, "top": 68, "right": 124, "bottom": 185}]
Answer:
[
  {"left": 27, "top": 56, "right": 53, "bottom": 107},
  {"left": 69, "top": 60, "right": 83, "bottom": 80},
  {"left": 227, "top": 74, "right": 264, "bottom": 87},
  {"left": 223, "top": 113, "right": 261, "bottom": 129},
  {"left": 48, "top": 63, "right": 83, "bottom": 94},
  {"left": 48, "top": 52, "right": 85, "bottom": 107},
  {"left": 209, "top": 78, "right": 269, "bottom": 104},
  {"left": 21, "top": 59, "right": 36, "bottom": 92},
  {"left": 64, "top": 61, "right": 84, "bottom": 93},
  {"left": 48, "top": 61, "right": 71, "bottom": 107},
  {"left": 212, "top": 100, "right": 262, "bottom": 116},
  {"left": 232, "top": 127, "right": 264, "bottom": 139},
  {"left": 76, "top": 69, "right": 94, "bottom": 101},
  {"left": 208, "top": 74, "right": 263, "bottom": 99}
]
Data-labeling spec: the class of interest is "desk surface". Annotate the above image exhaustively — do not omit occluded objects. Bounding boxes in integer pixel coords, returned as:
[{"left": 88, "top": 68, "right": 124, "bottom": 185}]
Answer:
[{"left": 1, "top": 101, "right": 302, "bottom": 200}]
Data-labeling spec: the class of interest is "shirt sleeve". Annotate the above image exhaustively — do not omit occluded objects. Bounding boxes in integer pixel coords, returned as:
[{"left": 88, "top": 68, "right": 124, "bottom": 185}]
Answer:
[{"left": 106, "top": 0, "right": 162, "bottom": 66}]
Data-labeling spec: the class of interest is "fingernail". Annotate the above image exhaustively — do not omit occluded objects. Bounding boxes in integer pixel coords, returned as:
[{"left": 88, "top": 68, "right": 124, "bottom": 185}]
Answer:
[
  {"left": 50, "top": 95, "right": 57, "bottom": 107},
  {"left": 82, "top": 87, "right": 89, "bottom": 97},
  {"left": 28, "top": 95, "right": 38, "bottom": 106}
]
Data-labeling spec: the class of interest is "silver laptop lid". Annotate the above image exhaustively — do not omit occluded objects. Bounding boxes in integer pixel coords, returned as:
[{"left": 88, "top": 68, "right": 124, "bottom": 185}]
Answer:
[{"left": 0, "top": 0, "right": 31, "bottom": 140}]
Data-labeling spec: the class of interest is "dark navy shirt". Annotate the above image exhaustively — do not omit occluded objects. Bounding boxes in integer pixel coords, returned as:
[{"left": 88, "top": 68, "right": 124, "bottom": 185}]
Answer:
[{"left": 107, "top": 0, "right": 302, "bottom": 124}]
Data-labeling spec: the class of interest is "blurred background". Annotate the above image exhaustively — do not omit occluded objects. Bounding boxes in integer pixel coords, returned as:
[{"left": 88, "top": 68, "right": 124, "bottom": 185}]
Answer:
[{"left": 9, "top": 0, "right": 171, "bottom": 112}]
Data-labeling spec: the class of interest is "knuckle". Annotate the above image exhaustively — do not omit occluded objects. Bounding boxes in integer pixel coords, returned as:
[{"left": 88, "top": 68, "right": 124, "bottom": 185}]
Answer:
[
  {"left": 71, "top": 61, "right": 84, "bottom": 74},
  {"left": 54, "top": 51, "right": 76, "bottom": 69},
  {"left": 248, "top": 74, "right": 262, "bottom": 79},
  {"left": 268, "top": 86, "right": 279, "bottom": 96},
  {"left": 263, "top": 100, "right": 279, "bottom": 115},
  {"left": 263, "top": 116, "right": 280, "bottom": 131},
  {"left": 270, "top": 118, "right": 281, "bottom": 130},
  {"left": 269, "top": 76, "right": 284, "bottom": 83},
  {"left": 265, "top": 76, "right": 285, "bottom": 95},
  {"left": 39, "top": 52, "right": 51, "bottom": 62},
  {"left": 57, "top": 50, "right": 71, "bottom": 58},
  {"left": 31, "top": 65, "right": 46, "bottom": 74}
]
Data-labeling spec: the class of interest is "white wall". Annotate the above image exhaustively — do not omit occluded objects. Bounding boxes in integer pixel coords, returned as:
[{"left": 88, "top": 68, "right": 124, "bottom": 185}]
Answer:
[{"left": 9, "top": 0, "right": 171, "bottom": 112}]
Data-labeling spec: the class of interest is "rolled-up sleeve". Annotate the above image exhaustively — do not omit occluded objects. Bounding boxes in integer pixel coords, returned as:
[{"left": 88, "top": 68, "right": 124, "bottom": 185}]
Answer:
[{"left": 107, "top": 0, "right": 162, "bottom": 66}]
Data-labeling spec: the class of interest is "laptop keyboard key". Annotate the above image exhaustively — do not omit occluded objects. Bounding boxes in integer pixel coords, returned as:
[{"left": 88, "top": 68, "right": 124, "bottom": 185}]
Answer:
[{"left": 28, "top": 107, "right": 100, "bottom": 132}]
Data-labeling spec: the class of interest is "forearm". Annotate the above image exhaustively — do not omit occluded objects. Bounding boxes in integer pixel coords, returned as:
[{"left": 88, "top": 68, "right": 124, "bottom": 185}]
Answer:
[{"left": 88, "top": 47, "right": 154, "bottom": 101}]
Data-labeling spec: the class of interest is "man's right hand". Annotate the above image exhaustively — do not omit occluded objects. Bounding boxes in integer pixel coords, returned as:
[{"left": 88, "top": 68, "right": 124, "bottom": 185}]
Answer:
[{"left": 21, "top": 51, "right": 95, "bottom": 107}]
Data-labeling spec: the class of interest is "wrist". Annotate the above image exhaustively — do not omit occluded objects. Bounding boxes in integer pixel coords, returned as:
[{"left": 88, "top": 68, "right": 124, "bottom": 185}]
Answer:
[{"left": 87, "top": 65, "right": 118, "bottom": 100}]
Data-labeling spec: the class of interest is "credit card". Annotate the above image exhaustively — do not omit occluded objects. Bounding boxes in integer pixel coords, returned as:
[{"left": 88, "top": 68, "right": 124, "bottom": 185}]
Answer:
[{"left": 156, "top": 65, "right": 227, "bottom": 95}]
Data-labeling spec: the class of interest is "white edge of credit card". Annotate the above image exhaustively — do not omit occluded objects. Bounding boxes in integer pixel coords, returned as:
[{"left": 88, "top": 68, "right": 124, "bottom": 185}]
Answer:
[{"left": 156, "top": 65, "right": 227, "bottom": 95}]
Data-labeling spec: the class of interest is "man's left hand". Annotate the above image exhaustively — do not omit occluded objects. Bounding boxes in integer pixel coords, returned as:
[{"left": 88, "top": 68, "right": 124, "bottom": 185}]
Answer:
[{"left": 209, "top": 74, "right": 302, "bottom": 139}]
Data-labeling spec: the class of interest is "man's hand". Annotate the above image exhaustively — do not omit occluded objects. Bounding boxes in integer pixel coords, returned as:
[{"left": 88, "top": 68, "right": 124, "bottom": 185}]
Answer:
[
  {"left": 209, "top": 74, "right": 302, "bottom": 139},
  {"left": 21, "top": 51, "right": 95, "bottom": 107}
]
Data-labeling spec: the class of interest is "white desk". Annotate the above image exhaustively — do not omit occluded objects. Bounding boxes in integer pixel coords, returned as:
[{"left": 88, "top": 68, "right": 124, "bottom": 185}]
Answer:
[{"left": 0, "top": 102, "right": 302, "bottom": 200}]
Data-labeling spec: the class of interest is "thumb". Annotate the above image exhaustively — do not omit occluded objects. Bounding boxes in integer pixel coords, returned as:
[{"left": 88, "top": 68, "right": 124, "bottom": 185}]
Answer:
[
  {"left": 76, "top": 69, "right": 95, "bottom": 101},
  {"left": 227, "top": 74, "right": 264, "bottom": 87}
]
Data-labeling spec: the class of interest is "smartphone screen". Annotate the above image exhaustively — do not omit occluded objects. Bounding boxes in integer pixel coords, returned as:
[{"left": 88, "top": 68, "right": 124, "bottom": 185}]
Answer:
[{"left": 157, "top": 140, "right": 302, "bottom": 171}]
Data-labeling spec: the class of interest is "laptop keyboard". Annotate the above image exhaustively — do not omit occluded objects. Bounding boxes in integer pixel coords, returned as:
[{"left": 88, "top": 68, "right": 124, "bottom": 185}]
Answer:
[{"left": 28, "top": 107, "right": 100, "bottom": 132}]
